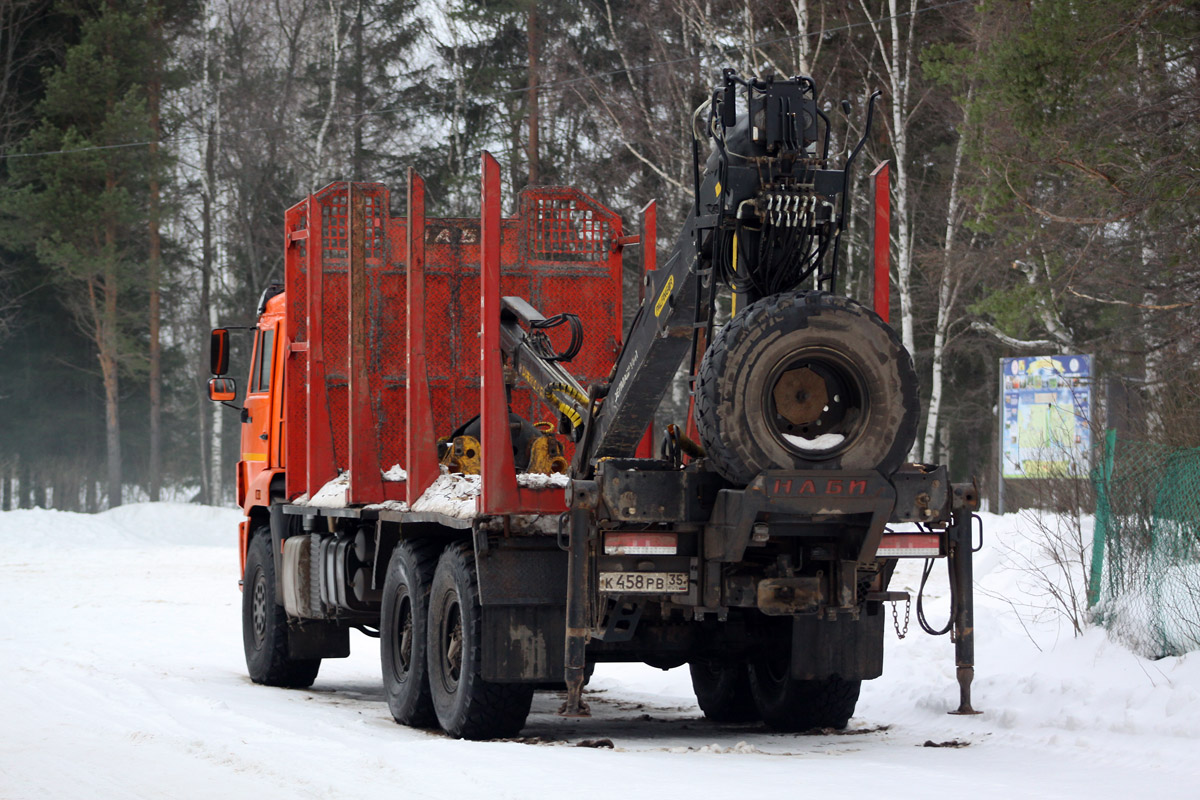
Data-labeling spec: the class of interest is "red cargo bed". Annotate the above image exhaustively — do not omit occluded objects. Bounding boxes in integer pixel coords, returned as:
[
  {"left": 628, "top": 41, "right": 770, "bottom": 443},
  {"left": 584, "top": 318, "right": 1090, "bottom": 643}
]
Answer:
[{"left": 281, "top": 154, "right": 624, "bottom": 513}]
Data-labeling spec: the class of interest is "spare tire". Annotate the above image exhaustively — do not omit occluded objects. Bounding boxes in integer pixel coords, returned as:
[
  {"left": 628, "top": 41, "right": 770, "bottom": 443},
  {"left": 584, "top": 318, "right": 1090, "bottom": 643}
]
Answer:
[{"left": 695, "top": 291, "right": 918, "bottom": 485}]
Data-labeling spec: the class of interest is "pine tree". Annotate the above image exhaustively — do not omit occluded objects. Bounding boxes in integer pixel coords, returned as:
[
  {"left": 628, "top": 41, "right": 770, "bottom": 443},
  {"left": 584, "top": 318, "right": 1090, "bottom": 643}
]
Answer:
[
  {"left": 964, "top": 1, "right": 1200, "bottom": 441},
  {"left": 2, "top": 1, "right": 155, "bottom": 507}
]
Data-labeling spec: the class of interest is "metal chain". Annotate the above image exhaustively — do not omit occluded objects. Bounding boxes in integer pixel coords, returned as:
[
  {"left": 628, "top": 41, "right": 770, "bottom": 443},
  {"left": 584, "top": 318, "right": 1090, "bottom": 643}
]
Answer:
[{"left": 891, "top": 597, "right": 911, "bottom": 639}]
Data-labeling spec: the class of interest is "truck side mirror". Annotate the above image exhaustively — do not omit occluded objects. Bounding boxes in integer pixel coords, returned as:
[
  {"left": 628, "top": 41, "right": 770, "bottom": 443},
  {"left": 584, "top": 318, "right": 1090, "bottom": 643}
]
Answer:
[
  {"left": 208, "top": 377, "right": 237, "bottom": 403},
  {"left": 210, "top": 328, "right": 230, "bottom": 376}
]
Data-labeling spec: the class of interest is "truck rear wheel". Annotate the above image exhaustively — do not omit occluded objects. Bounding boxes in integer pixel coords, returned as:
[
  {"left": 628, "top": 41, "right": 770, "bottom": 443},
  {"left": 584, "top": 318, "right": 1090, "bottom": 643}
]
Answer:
[
  {"left": 242, "top": 531, "right": 321, "bottom": 688},
  {"left": 381, "top": 539, "right": 439, "bottom": 727},
  {"left": 695, "top": 291, "right": 918, "bottom": 485},
  {"left": 689, "top": 659, "right": 759, "bottom": 723},
  {"left": 747, "top": 652, "right": 861, "bottom": 731},
  {"left": 426, "top": 542, "right": 534, "bottom": 739}
]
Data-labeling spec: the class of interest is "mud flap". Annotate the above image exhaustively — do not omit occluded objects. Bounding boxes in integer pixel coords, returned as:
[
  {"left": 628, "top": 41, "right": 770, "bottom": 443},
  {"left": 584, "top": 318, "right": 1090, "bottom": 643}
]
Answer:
[
  {"left": 270, "top": 504, "right": 287, "bottom": 604},
  {"left": 287, "top": 620, "right": 350, "bottom": 660},
  {"left": 789, "top": 612, "right": 884, "bottom": 681},
  {"left": 481, "top": 605, "right": 566, "bottom": 682}
]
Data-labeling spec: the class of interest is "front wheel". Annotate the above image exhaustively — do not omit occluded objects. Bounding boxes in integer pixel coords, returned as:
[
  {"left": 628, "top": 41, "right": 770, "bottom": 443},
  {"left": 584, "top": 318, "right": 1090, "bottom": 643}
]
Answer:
[
  {"left": 426, "top": 543, "right": 534, "bottom": 739},
  {"left": 242, "top": 530, "right": 321, "bottom": 688}
]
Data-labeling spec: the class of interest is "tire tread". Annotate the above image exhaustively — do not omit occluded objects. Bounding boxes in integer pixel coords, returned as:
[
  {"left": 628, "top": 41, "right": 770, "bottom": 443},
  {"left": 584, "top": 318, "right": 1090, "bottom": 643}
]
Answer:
[
  {"left": 243, "top": 530, "right": 321, "bottom": 689},
  {"left": 429, "top": 542, "right": 534, "bottom": 740},
  {"left": 381, "top": 536, "right": 441, "bottom": 727}
]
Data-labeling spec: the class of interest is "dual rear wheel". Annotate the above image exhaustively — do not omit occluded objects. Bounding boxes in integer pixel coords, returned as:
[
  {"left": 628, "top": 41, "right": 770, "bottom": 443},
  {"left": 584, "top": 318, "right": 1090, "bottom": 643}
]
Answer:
[
  {"left": 689, "top": 657, "right": 860, "bottom": 731},
  {"left": 381, "top": 540, "right": 533, "bottom": 739}
]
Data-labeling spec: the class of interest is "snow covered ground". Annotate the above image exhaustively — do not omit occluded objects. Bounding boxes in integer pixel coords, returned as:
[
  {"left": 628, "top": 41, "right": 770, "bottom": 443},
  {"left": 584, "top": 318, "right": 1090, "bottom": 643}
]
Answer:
[{"left": 2, "top": 503, "right": 1197, "bottom": 798}]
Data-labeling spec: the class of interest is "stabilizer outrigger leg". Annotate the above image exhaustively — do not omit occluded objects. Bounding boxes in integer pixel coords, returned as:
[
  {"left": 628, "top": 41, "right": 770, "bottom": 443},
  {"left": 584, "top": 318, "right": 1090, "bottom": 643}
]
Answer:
[
  {"left": 560, "top": 506, "right": 592, "bottom": 717},
  {"left": 948, "top": 509, "right": 982, "bottom": 716}
]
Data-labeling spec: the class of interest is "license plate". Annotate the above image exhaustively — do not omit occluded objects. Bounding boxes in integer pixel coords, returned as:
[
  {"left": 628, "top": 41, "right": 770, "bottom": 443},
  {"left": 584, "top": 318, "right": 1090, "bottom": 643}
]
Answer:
[{"left": 598, "top": 571, "right": 689, "bottom": 594}]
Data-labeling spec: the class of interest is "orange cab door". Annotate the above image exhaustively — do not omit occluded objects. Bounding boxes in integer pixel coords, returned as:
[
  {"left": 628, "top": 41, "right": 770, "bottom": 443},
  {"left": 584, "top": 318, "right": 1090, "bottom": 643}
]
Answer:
[{"left": 239, "top": 323, "right": 277, "bottom": 505}]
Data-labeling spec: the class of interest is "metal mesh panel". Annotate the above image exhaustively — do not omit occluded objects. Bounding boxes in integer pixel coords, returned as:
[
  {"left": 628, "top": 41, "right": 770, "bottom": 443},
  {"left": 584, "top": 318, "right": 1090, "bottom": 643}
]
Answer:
[
  {"left": 1091, "top": 432, "right": 1200, "bottom": 657},
  {"left": 365, "top": 192, "right": 385, "bottom": 261},
  {"left": 523, "top": 189, "right": 610, "bottom": 262},
  {"left": 322, "top": 194, "right": 349, "bottom": 261},
  {"left": 292, "top": 183, "right": 622, "bottom": 505},
  {"left": 522, "top": 188, "right": 624, "bottom": 397},
  {"left": 323, "top": 270, "right": 349, "bottom": 472}
]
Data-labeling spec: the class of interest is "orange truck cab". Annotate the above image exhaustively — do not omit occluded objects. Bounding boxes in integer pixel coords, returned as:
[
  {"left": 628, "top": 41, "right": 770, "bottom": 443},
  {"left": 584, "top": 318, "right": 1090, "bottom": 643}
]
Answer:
[{"left": 210, "top": 287, "right": 287, "bottom": 573}]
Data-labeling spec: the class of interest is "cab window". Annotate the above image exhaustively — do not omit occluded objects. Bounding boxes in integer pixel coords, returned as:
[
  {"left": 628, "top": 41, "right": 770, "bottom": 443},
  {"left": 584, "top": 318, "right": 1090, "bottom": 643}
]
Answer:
[
  {"left": 255, "top": 328, "right": 275, "bottom": 393},
  {"left": 248, "top": 330, "right": 262, "bottom": 391}
]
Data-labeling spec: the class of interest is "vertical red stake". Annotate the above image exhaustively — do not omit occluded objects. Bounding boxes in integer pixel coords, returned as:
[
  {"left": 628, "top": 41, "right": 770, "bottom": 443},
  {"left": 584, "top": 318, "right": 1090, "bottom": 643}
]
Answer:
[
  {"left": 640, "top": 199, "right": 657, "bottom": 276},
  {"left": 406, "top": 169, "right": 439, "bottom": 505},
  {"left": 871, "top": 161, "right": 890, "bottom": 323},
  {"left": 283, "top": 203, "right": 309, "bottom": 501},
  {"left": 635, "top": 199, "right": 657, "bottom": 459},
  {"left": 479, "top": 152, "right": 521, "bottom": 514},
  {"left": 306, "top": 193, "right": 335, "bottom": 498}
]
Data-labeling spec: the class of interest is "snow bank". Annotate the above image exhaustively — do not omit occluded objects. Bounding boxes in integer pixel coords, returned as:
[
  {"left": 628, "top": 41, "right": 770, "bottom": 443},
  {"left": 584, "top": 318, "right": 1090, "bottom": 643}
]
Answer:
[
  {"left": 859, "top": 511, "right": 1200, "bottom": 751},
  {"left": 0, "top": 502, "right": 242, "bottom": 549}
]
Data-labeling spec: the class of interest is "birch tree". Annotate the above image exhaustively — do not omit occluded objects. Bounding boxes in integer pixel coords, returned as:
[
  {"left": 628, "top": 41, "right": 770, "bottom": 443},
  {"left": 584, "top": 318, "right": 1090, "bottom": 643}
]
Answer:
[{"left": 855, "top": 0, "right": 919, "bottom": 358}]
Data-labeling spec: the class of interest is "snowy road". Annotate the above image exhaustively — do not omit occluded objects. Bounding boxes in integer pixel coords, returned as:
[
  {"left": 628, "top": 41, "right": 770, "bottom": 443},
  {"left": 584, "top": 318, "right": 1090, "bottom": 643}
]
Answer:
[{"left": 2, "top": 503, "right": 1197, "bottom": 798}]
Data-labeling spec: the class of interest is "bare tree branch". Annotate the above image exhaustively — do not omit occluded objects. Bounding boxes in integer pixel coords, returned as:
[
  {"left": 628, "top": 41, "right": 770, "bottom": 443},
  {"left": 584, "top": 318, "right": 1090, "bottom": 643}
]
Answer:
[
  {"left": 1066, "top": 286, "right": 1195, "bottom": 311},
  {"left": 970, "top": 321, "right": 1063, "bottom": 351}
]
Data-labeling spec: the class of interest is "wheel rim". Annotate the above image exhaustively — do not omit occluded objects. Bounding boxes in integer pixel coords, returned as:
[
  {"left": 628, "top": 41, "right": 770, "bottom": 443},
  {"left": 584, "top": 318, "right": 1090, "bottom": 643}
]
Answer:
[
  {"left": 764, "top": 348, "right": 867, "bottom": 460},
  {"left": 391, "top": 586, "right": 414, "bottom": 681},
  {"left": 251, "top": 566, "right": 268, "bottom": 650},
  {"left": 441, "top": 596, "right": 463, "bottom": 689}
]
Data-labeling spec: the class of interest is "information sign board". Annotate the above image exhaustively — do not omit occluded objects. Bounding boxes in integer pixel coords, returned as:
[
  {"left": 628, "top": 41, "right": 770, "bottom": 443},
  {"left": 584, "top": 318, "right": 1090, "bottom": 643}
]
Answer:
[{"left": 1000, "top": 355, "right": 1093, "bottom": 479}]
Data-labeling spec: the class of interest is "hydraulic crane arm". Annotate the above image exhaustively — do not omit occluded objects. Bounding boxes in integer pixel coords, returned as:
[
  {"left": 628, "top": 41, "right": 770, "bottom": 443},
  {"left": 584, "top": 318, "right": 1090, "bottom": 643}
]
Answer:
[
  {"left": 573, "top": 71, "right": 880, "bottom": 476},
  {"left": 499, "top": 296, "right": 591, "bottom": 438}
]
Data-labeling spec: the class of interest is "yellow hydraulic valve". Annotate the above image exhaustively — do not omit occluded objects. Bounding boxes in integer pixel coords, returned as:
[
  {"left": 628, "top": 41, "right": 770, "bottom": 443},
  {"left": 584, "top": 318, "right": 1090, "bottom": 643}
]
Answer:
[
  {"left": 440, "top": 435, "right": 482, "bottom": 475},
  {"left": 439, "top": 427, "right": 567, "bottom": 476},
  {"left": 528, "top": 426, "right": 569, "bottom": 475}
]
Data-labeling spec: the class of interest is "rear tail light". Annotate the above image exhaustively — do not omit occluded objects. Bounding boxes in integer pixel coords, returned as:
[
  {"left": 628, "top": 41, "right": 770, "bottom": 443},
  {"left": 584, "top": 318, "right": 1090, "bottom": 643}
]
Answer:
[
  {"left": 876, "top": 532, "right": 942, "bottom": 558},
  {"left": 604, "top": 532, "right": 678, "bottom": 555}
]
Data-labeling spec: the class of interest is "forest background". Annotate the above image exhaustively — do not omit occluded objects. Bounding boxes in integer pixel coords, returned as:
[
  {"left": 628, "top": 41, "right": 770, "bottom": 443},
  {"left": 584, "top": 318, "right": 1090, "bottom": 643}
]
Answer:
[{"left": 0, "top": 0, "right": 1195, "bottom": 510}]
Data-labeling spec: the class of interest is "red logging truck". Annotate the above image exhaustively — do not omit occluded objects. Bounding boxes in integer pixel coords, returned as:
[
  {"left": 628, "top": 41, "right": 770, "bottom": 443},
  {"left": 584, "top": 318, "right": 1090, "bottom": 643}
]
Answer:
[{"left": 208, "top": 70, "right": 981, "bottom": 740}]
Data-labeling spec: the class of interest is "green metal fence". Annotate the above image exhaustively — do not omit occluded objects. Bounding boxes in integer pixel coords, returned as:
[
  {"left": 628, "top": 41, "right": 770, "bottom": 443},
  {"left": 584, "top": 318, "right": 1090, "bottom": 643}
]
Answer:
[{"left": 1089, "top": 429, "right": 1200, "bottom": 658}]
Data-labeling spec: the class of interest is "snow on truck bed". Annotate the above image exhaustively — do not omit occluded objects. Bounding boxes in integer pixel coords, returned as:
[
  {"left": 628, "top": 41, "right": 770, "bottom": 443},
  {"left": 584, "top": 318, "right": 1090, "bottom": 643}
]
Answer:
[
  {"left": 2, "top": 503, "right": 1198, "bottom": 799},
  {"left": 297, "top": 467, "right": 569, "bottom": 516}
]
